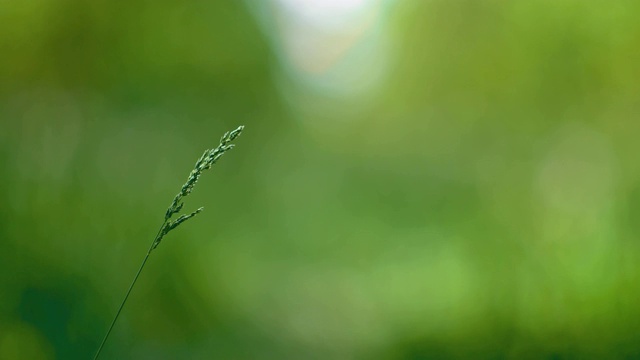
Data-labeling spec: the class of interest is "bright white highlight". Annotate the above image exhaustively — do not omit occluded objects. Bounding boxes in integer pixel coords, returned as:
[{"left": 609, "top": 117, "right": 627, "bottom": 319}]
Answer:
[
  {"left": 277, "top": 0, "right": 373, "bottom": 29},
  {"left": 267, "top": 0, "right": 389, "bottom": 96}
]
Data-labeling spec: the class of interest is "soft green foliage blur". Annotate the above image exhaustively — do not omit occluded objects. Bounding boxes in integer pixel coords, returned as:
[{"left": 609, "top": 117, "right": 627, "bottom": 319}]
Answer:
[{"left": 1, "top": 1, "right": 640, "bottom": 359}]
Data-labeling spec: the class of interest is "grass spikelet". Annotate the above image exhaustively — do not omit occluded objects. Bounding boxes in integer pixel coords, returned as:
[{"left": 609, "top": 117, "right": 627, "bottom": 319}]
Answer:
[{"left": 94, "top": 125, "right": 244, "bottom": 359}]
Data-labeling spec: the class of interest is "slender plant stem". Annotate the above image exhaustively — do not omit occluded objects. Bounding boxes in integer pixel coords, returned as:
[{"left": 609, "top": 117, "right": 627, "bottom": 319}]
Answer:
[
  {"left": 93, "top": 125, "right": 244, "bottom": 359},
  {"left": 93, "top": 221, "right": 167, "bottom": 360}
]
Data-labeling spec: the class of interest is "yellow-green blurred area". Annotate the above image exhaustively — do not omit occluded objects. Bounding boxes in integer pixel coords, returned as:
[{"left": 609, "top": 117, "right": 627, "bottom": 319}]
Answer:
[{"left": 2, "top": 0, "right": 640, "bottom": 358}]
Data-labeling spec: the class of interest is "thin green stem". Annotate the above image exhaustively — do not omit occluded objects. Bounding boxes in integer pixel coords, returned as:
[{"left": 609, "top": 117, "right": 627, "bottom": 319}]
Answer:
[
  {"left": 93, "top": 125, "right": 244, "bottom": 359},
  {"left": 93, "top": 221, "right": 167, "bottom": 360}
]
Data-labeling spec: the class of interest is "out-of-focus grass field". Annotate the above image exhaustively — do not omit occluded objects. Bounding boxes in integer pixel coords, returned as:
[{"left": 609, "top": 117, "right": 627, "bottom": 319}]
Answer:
[{"left": 1, "top": 0, "right": 640, "bottom": 358}]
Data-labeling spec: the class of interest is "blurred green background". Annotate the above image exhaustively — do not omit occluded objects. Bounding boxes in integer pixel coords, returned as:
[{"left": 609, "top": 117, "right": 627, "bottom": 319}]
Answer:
[{"left": 1, "top": 0, "right": 640, "bottom": 359}]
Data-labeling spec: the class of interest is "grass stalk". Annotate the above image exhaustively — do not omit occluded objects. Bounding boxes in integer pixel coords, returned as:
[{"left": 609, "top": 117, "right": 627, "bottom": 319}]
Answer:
[{"left": 93, "top": 125, "right": 244, "bottom": 360}]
